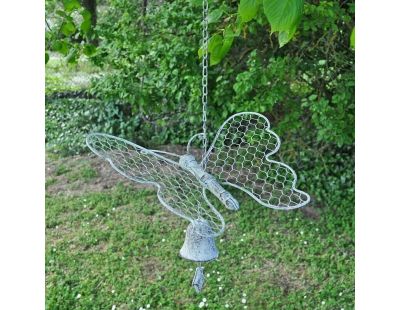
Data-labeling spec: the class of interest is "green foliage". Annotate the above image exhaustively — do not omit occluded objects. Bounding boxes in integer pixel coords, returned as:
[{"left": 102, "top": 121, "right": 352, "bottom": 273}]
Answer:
[
  {"left": 46, "top": 0, "right": 96, "bottom": 64},
  {"left": 45, "top": 1, "right": 355, "bottom": 306},
  {"left": 263, "top": 0, "right": 304, "bottom": 47},
  {"left": 239, "top": 0, "right": 260, "bottom": 23},
  {"left": 45, "top": 98, "right": 139, "bottom": 156},
  {"left": 45, "top": 0, "right": 355, "bottom": 211}
]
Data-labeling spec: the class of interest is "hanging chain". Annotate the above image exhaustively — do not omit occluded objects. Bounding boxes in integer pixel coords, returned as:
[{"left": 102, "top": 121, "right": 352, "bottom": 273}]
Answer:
[{"left": 201, "top": 0, "right": 209, "bottom": 163}]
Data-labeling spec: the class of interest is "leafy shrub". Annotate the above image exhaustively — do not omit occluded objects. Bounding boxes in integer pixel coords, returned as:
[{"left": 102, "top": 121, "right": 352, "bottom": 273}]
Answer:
[{"left": 45, "top": 0, "right": 354, "bottom": 214}]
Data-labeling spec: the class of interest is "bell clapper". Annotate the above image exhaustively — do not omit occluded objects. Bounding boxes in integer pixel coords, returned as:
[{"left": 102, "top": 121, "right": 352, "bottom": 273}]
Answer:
[{"left": 192, "top": 263, "right": 205, "bottom": 293}]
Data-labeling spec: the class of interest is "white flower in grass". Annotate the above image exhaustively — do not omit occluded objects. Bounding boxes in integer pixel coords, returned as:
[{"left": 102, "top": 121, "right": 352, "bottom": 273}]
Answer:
[
  {"left": 76, "top": 293, "right": 81, "bottom": 299},
  {"left": 242, "top": 293, "right": 246, "bottom": 297},
  {"left": 339, "top": 292, "right": 343, "bottom": 296},
  {"left": 220, "top": 238, "right": 224, "bottom": 243},
  {"left": 243, "top": 233, "right": 246, "bottom": 236},
  {"left": 275, "top": 232, "right": 279, "bottom": 235},
  {"left": 162, "top": 238, "right": 165, "bottom": 242},
  {"left": 225, "top": 304, "right": 229, "bottom": 308},
  {"left": 219, "top": 286, "right": 223, "bottom": 290},
  {"left": 300, "top": 231, "right": 304, "bottom": 235},
  {"left": 303, "top": 241, "right": 308, "bottom": 245},
  {"left": 244, "top": 306, "right": 248, "bottom": 309},
  {"left": 199, "top": 301, "right": 205, "bottom": 308},
  {"left": 111, "top": 290, "right": 115, "bottom": 294},
  {"left": 217, "top": 277, "right": 221, "bottom": 282},
  {"left": 206, "top": 273, "right": 210, "bottom": 277},
  {"left": 95, "top": 214, "right": 99, "bottom": 218},
  {"left": 111, "top": 305, "right": 116, "bottom": 310},
  {"left": 295, "top": 217, "right": 299, "bottom": 221},
  {"left": 217, "top": 271, "right": 220, "bottom": 275},
  {"left": 321, "top": 301, "right": 326, "bottom": 305},
  {"left": 304, "top": 295, "right": 307, "bottom": 299},
  {"left": 202, "top": 298, "right": 207, "bottom": 302},
  {"left": 146, "top": 305, "right": 150, "bottom": 309},
  {"left": 240, "top": 238, "right": 244, "bottom": 242},
  {"left": 112, "top": 207, "right": 116, "bottom": 211},
  {"left": 241, "top": 298, "right": 247, "bottom": 304},
  {"left": 315, "top": 228, "right": 319, "bottom": 232},
  {"left": 341, "top": 308, "right": 344, "bottom": 310}
]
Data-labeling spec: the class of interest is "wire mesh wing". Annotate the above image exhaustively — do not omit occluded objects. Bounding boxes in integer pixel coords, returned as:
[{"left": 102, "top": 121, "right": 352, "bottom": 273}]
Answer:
[
  {"left": 86, "top": 133, "right": 225, "bottom": 237},
  {"left": 202, "top": 112, "right": 310, "bottom": 210}
]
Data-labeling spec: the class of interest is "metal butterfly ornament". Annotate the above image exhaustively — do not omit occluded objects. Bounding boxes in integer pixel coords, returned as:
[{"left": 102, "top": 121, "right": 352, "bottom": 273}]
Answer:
[{"left": 86, "top": 112, "right": 310, "bottom": 292}]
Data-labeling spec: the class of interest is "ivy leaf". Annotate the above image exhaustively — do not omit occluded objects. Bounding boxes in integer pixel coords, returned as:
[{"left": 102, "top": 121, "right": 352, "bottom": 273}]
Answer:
[
  {"left": 45, "top": 52, "right": 50, "bottom": 64},
  {"left": 263, "top": 0, "right": 303, "bottom": 47},
  {"left": 350, "top": 27, "right": 355, "bottom": 49},
  {"left": 63, "top": 0, "right": 81, "bottom": 12},
  {"left": 239, "top": 0, "right": 260, "bottom": 23},
  {"left": 208, "top": 9, "right": 223, "bottom": 24},
  {"left": 61, "top": 21, "right": 76, "bottom": 36}
]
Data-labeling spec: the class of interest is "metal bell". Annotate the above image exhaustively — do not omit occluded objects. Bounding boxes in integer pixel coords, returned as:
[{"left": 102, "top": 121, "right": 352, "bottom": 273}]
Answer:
[{"left": 179, "top": 220, "right": 219, "bottom": 262}]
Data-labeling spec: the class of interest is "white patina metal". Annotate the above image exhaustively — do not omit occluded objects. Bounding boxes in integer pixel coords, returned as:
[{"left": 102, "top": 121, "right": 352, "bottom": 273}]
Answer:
[
  {"left": 86, "top": 0, "right": 310, "bottom": 294},
  {"left": 86, "top": 112, "right": 310, "bottom": 292}
]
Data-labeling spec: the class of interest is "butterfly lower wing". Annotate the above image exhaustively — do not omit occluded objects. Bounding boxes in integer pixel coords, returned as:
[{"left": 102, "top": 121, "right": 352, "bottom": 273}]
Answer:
[
  {"left": 202, "top": 113, "right": 310, "bottom": 210},
  {"left": 86, "top": 133, "right": 224, "bottom": 236}
]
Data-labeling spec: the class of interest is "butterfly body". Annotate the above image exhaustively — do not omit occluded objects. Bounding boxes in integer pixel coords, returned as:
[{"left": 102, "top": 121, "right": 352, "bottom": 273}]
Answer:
[{"left": 179, "top": 154, "right": 240, "bottom": 211}]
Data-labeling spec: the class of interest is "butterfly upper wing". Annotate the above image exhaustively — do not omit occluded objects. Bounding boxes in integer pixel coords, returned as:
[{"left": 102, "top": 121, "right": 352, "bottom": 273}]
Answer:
[
  {"left": 202, "top": 112, "right": 310, "bottom": 210},
  {"left": 86, "top": 133, "right": 224, "bottom": 237}
]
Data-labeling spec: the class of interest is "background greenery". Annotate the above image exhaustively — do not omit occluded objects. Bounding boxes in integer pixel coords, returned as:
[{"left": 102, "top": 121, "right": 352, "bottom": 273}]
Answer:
[{"left": 45, "top": 0, "right": 354, "bottom": 308}]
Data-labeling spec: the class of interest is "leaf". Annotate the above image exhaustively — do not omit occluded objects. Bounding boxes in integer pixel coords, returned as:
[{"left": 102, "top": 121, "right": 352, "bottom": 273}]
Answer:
[
  {"left": 350, "top": 27, "right": 355, "bottom": 49},
  {"left": 208, "top": 34, "right": 224, "bottom": 65},
  {"left": 219, "top": 27, "right": 235, "bottom": 59},
  {"left": 80, "top": 9, "right": 92, "bottom": 33},
  {"left": 45, "top": 52, "right": 50, "bottom": 64},
  {"left": 239, "top": 0, "right": 260, "bottom": 23},
  {"left": 188, "top": 0, "right": 203, "bottom": 7},
  {"left": 53, "top": 40, "right": 69, "bottom": 56},
  {"left": 263, "top": 0, "right": 303, "bottom": 47},
  {"left": 63, "top": 0, "right": 81, "bottom": 12},
  {"left": 61, "top": 21, "right": 76, "bottom": 36},
  {"left": 208, "top": 9, "right": 223, "bottom": 24},
  {"left": 209, "top": 27, "right": 235, "bottom": 66},
  {"left": 83, "top": 44, "right": 97, "bottom": 56}
]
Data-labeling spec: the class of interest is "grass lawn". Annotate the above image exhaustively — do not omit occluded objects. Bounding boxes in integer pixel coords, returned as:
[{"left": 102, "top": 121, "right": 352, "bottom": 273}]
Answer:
[{"left": 46, "top": 154, "right": 354, "bottom": 310}]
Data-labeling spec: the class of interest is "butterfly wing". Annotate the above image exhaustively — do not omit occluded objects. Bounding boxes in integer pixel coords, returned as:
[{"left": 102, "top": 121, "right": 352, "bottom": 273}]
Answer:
[
  {"left": 86, "top": 133, "right": 225, "bottom": 237},
  {"left": 202, "top": 112, "right": 310, "bottom": 210}
]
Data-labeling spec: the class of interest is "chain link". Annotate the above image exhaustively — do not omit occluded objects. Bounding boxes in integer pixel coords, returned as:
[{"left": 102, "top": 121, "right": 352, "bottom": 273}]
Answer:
[{"left": 201, "top": 0, "right": 209, "bottom": 164}]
